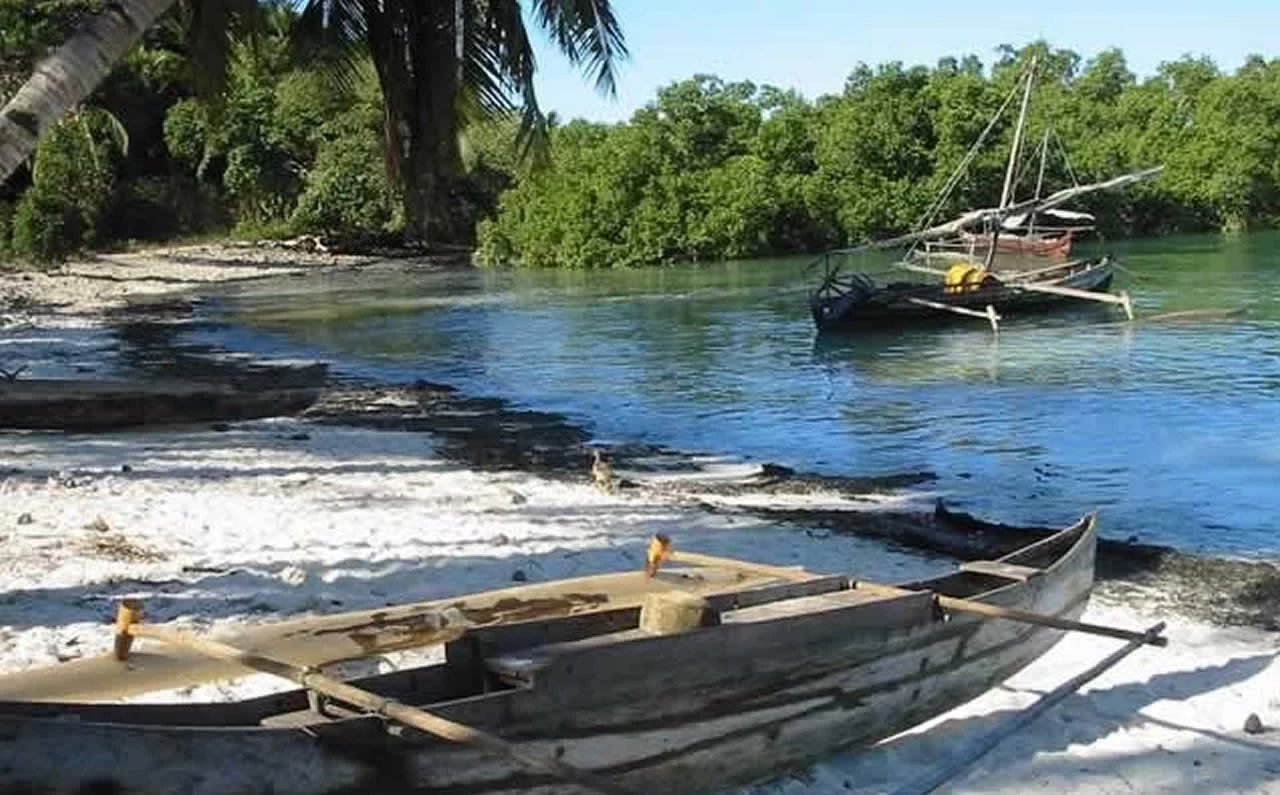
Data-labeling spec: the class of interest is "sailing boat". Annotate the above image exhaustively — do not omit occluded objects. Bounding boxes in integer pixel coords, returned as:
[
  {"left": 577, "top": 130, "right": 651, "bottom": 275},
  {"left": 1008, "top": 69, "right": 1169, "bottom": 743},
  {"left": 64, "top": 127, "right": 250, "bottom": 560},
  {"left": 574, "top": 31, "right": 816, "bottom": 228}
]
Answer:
[{"left": 809, "top": 57, "right": 1162, "bottom": 334}]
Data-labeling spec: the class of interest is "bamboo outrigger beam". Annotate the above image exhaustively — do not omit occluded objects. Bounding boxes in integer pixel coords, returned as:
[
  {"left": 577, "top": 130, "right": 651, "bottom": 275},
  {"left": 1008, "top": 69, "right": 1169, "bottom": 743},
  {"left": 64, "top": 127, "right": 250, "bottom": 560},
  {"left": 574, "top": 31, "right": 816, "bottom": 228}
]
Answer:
[
  {"left": 113, "top": 601, "right": 635, "bottom": 795},
  {"left": 1013, "top": 281, "right": 1134, "bottom": 320},
  {"left": 888, "top": 620, "right": 1167, "bottom": 795},
  {"left": 647, "top": 538, "right": 1167, "bottom": 648},
  {"left": 905, "top": 297, "right": 1001, "bottom": 333}
]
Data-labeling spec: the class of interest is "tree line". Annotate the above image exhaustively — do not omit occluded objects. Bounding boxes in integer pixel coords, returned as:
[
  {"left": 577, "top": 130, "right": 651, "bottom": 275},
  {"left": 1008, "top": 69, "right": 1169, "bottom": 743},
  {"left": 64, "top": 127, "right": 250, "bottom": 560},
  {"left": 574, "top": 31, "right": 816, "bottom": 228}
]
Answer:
[
  {"left": 1, "top": 6, "right": 1275, "bottom": 267},
  {"left": 479, "top": 43, "right": 1280, "bottom": 268}
]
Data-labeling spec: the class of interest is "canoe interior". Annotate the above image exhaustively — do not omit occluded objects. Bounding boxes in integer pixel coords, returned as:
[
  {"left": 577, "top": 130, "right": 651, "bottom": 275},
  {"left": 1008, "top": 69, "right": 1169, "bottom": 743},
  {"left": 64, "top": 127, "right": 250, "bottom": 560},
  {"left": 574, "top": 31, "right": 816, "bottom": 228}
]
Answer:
[{"left": 0, "top": 512, "right": 1096, "bottom": 733}]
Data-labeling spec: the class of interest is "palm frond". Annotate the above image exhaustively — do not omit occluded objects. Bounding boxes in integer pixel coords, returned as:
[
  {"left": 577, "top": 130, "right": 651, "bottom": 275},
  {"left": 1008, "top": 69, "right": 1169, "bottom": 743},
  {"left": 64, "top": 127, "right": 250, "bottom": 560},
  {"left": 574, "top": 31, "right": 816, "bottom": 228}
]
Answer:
[
  {"left": 530, "top": 0, "right": 628, "bottom": 97},
  {"left": 463, "top": 0, "right": 558, "bottom": 167},
  {"left": 293, "top": 0, "right": 369, "bottom": 95},
  {"left": 184, "top": 0, "right": 260, "bottom": 101}
]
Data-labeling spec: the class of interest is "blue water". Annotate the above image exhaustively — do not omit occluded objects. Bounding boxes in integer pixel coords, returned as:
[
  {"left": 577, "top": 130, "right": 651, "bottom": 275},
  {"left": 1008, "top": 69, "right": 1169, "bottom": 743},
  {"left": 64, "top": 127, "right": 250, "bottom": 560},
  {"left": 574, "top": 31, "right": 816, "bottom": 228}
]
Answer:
[{"left": 196, "top": 233, "right": 1280, "bottom": 559}]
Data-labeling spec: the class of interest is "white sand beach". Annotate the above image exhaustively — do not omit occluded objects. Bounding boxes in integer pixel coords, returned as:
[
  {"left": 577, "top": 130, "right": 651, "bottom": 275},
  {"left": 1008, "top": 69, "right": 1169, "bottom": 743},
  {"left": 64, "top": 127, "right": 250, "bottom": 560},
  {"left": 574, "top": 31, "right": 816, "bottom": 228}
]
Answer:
[{"left": 2, "top": 248, "right": 1279, "bottom": 794}]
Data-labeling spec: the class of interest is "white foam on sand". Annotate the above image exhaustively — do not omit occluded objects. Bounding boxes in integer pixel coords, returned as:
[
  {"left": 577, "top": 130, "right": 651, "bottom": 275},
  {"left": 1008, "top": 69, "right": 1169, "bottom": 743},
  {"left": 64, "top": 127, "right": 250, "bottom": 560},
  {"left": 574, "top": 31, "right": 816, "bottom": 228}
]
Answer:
[{"left": 1, "top": 421, "right": 1278, "bottom": 793}]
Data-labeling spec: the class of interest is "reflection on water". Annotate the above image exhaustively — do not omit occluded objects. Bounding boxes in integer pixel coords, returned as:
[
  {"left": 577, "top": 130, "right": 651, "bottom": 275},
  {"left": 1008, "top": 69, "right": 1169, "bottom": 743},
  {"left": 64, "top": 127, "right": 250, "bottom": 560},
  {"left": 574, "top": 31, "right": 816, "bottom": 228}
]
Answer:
[{"left": 204, "top": 233, "right": 1280, "bottom": 558}]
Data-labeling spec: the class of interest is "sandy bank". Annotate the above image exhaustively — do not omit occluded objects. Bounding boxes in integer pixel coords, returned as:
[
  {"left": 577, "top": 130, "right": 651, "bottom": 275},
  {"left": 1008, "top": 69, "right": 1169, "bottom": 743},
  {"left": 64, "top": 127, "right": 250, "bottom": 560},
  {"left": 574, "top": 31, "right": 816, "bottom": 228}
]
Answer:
[
  {"left": 1, "top": 243, "right": 1278, "bottom": 793},
  {"left": 0, "top": 241, "right": 456, "bottom": 329},
  {"left": 0, "top": 419, "right": 1277, "bottom": 794}
]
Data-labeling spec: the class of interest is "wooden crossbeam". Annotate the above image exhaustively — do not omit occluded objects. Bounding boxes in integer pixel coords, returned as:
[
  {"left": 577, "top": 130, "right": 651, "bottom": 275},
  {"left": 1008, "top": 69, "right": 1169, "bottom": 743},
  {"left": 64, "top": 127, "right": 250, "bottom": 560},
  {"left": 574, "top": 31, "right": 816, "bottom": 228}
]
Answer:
[
  {"left": 905, "top": 298, "right": 1001, "bottom": 333},
  {"left": 1013, "top": 282, "right": 1134, "bottom": 319},
  {"left": 889, "top": 621, "right": 1167, "bottom": 795},
  {"left": 649, "top": 542, "right": 1166, "bottom": 649}
]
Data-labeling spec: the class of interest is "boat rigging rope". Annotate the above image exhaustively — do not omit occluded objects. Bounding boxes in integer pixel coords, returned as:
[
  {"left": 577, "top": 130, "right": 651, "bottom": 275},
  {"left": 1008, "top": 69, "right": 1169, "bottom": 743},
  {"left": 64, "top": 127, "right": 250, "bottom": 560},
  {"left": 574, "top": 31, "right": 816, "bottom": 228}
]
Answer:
[
  {"left": 909, "top": 68, "right": 1028, "bottom": 248},
  {"left": 1052, "top": 128, "right": 1080, "bottom": 188}
]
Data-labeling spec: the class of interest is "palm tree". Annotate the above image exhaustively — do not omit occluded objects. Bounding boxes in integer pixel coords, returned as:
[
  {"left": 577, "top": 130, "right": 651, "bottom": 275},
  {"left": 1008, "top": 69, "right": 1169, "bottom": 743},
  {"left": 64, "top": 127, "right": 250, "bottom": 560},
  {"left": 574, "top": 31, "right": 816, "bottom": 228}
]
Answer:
[
  {"left": 0, "top": 0, "right": 178, "bottom": 184},
  {"left": 296, "top": 0, "right": 628, "bottom": 245},
  {"left": 1, "top": 0, "right": 628, "bottom": 248}
]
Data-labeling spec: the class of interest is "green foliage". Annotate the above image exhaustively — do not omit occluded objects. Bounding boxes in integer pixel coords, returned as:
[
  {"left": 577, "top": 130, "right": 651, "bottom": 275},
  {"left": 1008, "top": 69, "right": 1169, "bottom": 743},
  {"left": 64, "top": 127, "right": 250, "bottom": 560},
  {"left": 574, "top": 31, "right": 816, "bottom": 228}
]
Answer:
[
  {"left": 10, "top": 108, "right": 123, "bottom": 261},
  {"left": 0, "top": 0, "right": 103, "bottom": 102},
  {"left": 5, "top": 1, "right": 1280, "bottom": 266},
  {"left": 0, "top": 200, "right": 13, "bottom": 260},
  {"left": 480, "top": 44, "right": 1280, "bottom": 268},
  {"left": 289, "top": 119, "right": 397, "bottom": 240},
  {"left": 103, "top": 175, "right": 228, "bottom": 242},
  {"left": 11, "top": 188, "right": 86, "bottom": 262},
  {"left": 286, "top": 64, "right": 397, "bottom": 241},
  {"left": 479, "top": 76, "right": 818, "bottom": 269}
]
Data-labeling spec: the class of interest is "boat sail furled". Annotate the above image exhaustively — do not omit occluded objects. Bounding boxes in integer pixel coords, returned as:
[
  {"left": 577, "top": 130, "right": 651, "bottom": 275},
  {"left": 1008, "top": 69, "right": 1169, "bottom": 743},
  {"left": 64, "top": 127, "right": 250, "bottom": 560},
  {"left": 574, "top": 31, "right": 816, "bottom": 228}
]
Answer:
[{"left": 809, "top": 56, "right": 1163, "bottom": 334}]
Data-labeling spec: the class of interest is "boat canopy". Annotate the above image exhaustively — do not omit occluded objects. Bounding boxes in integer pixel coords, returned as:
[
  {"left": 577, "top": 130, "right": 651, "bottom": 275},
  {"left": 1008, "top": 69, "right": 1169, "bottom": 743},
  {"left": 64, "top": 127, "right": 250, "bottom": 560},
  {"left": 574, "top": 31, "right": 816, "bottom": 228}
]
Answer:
[
  {"left": 1001, "top": 207, "right": 1095, "bottom": 230},
  {"left": 827, "top": 166, "right": 1164, "bottom": 256}
]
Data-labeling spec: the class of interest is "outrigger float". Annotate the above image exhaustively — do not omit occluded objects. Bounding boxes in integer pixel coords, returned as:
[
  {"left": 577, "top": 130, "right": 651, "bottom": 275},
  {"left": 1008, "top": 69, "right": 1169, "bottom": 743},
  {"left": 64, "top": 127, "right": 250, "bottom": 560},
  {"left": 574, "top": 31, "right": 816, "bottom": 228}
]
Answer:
[{"left": 0, "top": 514, "right": 1167, "bottom": 795}]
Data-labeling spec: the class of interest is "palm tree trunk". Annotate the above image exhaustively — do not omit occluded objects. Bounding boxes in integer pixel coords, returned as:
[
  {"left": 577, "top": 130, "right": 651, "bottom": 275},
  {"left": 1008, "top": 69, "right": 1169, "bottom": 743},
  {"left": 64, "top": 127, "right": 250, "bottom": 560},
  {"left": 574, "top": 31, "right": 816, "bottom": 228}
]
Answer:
[
  {"left": 0, "top": 0, "right": 176, "bottom": 185},
  {"left": 365, "top": 0, "right": 464, "bottom": 247}
]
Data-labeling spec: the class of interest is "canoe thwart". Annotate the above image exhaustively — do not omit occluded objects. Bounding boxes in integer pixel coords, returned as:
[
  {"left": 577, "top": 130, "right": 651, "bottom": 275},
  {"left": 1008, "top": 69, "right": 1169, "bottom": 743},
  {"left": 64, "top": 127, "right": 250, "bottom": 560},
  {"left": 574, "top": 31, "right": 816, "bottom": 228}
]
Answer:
[{"left": 957, "top": 560, "right": 1043, "bottom": 582}]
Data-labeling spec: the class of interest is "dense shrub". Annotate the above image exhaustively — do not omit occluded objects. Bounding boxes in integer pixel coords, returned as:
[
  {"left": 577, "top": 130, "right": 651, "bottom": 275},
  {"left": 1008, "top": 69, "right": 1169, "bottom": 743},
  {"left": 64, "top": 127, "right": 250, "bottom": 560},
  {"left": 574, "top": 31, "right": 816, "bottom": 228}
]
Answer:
[
  {"left": 290, "top": 126, "right": 397, "bottom": 240},
  {"left": 480, "top": 46, "right": 1280, "bottom": 268},
  {"left": 102, "top": 175, "right": 229, "bottom": 242},
  {"left": 11, "top": 187, "right": 87, "bottom": 262},
  {"left": 0, "top": 200, "right": 13, "bottom": 260},
  {"left": 10, "top": 108, "right": 121, "bottom": 261}
]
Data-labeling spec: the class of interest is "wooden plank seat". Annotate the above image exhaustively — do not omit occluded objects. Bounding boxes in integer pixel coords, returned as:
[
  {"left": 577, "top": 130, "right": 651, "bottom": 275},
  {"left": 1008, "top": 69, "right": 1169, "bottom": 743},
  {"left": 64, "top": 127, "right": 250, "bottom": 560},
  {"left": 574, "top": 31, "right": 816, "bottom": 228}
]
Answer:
[
  {"left": 483, "top": 585, "right": 925, "bottom": 687},
  {"left": 958, "top": 560, "right": 1042, "bottom": 582}
]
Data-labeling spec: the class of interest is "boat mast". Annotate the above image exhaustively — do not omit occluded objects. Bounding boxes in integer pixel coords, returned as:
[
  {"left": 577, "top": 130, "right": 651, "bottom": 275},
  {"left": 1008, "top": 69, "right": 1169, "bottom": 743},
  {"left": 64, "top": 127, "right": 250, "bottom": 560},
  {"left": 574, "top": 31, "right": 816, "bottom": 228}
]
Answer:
[
  {"left": 1028, "top": 129, "right": 1051, "bottom": 236},
  {"left": 986, "top": 56, "right": 1036, "bottom": 270},
  {"left": 1000, "top": 57, "right": 1036, "bottom": 209}
]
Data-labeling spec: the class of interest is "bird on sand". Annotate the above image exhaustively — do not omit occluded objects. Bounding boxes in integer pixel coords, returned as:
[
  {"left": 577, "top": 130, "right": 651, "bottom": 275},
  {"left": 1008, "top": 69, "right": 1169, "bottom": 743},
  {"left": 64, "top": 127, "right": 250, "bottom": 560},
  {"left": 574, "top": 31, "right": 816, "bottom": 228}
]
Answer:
[{"left": 591, "top": 449, "right": 614, "bottom": 493}]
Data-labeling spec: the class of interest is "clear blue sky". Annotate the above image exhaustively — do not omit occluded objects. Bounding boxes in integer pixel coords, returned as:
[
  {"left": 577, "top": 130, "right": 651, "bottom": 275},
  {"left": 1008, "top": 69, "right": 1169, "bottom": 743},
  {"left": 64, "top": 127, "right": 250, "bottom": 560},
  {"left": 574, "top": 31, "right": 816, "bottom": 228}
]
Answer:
[{"left": 529, "top": 0, "right": 1276, "bottom": 123}]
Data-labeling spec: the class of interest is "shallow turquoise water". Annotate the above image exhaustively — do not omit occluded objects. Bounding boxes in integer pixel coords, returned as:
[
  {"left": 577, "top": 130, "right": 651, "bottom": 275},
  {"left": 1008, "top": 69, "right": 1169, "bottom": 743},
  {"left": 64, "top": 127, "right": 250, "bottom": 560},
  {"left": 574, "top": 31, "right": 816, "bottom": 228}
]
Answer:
[{"left": 204, "top": 232, "right": 1280, "bottom": 558}]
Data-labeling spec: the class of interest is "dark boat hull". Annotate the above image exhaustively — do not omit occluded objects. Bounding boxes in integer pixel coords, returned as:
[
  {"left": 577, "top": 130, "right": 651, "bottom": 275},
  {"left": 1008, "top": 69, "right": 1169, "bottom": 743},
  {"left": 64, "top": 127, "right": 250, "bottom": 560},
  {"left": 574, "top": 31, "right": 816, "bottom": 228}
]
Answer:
[
  {"left": 0, "top": 367, "right": 326, "bottom": 431},
  {"left": 811, "top": 256, "right": 1115, "bottom": 333},
  {"left": 0, "top": 516, "right": 1098, "bottom": 794}
]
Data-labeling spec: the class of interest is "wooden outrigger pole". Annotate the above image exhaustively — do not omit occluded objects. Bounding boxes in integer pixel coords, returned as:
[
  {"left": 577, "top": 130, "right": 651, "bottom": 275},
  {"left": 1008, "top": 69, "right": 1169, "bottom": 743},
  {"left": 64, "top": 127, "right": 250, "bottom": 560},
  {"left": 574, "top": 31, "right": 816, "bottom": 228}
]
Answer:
[
  {"left": 888, "top": 620, "right": 1167, "bottom": 795},
  {"left": 113, "top": 600, "right": 636, "bottom": 795},
  {"left": 647, "top": 537, "right": 1167, "bottom": 648}
]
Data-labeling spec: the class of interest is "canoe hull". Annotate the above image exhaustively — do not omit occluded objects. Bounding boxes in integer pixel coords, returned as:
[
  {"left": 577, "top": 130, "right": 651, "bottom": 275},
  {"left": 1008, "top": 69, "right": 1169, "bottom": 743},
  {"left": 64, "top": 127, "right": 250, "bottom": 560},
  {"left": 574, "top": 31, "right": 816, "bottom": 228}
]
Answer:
[
  {"left": 0, "top": 370, "right": 325, "bottom": 431},
  {"left": 0, "top": 517, "right": 1097, "bottom": 795}
]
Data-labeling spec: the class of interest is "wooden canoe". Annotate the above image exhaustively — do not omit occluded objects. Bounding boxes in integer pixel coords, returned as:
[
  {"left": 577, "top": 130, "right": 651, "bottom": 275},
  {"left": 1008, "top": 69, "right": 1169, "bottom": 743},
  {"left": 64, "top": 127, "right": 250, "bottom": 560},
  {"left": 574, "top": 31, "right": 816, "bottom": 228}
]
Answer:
[
  {"left": 0, "top": 513, "right": 1100, "bottom": 795},
  {"left": 810, "top": 255, "right": 1116, "bottom": 332},
  {"left": 0, "top": 370, "right": 325, "bottom": 431}
]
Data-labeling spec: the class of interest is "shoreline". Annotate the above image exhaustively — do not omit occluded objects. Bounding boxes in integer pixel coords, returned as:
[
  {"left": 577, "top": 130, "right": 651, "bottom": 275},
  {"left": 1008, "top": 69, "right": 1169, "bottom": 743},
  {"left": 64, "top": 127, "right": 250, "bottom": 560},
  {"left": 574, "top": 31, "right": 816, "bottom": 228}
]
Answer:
[
  {"left": 2, "top": 245, "right": 1279, "bottom": 793},
  {"left": 4, "top": 242, "right": 1279, "bottom": 631}
]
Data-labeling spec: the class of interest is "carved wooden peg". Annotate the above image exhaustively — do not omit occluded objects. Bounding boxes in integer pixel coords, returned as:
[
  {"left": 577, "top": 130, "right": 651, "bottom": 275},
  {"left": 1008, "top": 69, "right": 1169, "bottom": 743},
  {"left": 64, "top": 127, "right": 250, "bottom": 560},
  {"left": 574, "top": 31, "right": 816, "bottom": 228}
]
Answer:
[{"left": 113, "top": 599, "right": 144, "bottom": 661}]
